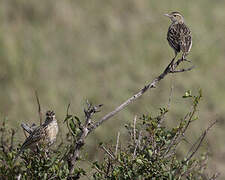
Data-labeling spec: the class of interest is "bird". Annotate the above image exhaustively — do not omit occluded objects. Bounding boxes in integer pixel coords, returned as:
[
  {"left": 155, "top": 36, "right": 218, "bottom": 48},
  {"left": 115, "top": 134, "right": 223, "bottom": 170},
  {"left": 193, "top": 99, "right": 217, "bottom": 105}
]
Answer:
[
  {"left": 164, "top": 12, "right": 192, "bottom": 61},
  {"left": 14, "top": 110, "right": 58, "bottom": 161}
]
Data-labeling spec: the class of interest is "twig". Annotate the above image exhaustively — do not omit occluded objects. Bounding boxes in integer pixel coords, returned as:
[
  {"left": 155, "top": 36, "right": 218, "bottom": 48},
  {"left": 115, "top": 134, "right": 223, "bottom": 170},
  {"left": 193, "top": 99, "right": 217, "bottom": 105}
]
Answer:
[
  {"left": 163, "top": 112, "right": 189, "bottom": 157},
  {"left": 133, "top": 115, "right": 137, "bottom": 143},
  {"left": 1, "top": 120, "right": 6, "bottom": 153},
  {"left": 66, "top": 103, "right": 71, "bottom": 116},
  {"left": 184, "top": 120, "right": 218, "bottom": 163},
  {"left": 100, "top": 145, "right": 115, "bottom": 160},
  {"left": 92, "top": 163, "right": 108, "bottom": 177},
  {"left": 209, "top": 172, "right": 220, "bottom": 180},
  {"left": 106, "top": 158, "right": 111, "bottom": 178},
  {"left": 164, "top": 101, "right": 200, "bottom": 157},
  {"left": 115, "top": 132, "right": 120, "bottom": 157},
  {"left": 84, "top": 100, "right": 103, "bottom": 125},
  {"left": 133, "top": 130, "right": 142, "bottom": 158},
  {"left": 9, "top": 129, "right": 15, "bottom": 151},
  {"left": 35, "top": 91, "right": 43, "bottom": 125},
  {"left": 173, "top": 120, "right": 218, "bottom": 178},
  {"left": 167, "top": 80, "right": 174, "bottom": 109},
  {"left": 180, "top": 161, "right": 198, "bottom": 177},
  {"left": 170, "top": 66, "right": 195, "bottom": 73}
]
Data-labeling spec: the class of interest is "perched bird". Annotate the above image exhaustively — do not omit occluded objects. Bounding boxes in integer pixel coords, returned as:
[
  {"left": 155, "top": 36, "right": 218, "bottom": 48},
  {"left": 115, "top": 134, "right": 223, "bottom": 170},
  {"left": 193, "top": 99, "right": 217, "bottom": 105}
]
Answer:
[
  {"left": 164, "top": 12, "right": 192, "bottom": 61},
  {"left": 14, "top": 110, "right": 58, "bottom": 161}
]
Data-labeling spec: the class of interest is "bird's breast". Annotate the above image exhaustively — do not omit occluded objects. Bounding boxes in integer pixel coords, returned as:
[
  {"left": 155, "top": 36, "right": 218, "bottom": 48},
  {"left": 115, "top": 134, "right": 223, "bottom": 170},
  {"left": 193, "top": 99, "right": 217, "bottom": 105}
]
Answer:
[{"left": 46, "top": 121, "right": 58, "bottom": 144}]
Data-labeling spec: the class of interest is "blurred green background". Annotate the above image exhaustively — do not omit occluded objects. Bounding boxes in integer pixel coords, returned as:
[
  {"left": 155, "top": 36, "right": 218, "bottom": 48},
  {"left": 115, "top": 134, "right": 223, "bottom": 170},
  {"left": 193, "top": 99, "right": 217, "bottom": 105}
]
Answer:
[{"left": 0, "top": 0, "right": 224, "bottom": 178}]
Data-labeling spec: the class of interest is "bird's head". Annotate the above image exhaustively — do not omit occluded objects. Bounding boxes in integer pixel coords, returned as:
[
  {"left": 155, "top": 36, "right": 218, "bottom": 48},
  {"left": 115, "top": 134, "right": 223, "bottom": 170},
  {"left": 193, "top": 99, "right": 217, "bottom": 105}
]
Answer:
[
  {"left": 45, "top": 110, "right": 55, "bottom": 121},
  {"left": 164, "top": 12, "right": 184, "bottom": 23}
]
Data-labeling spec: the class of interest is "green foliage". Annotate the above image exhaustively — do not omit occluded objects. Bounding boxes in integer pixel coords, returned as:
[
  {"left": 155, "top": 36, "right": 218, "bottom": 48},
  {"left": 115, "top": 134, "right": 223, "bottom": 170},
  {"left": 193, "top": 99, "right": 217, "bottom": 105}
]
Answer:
[
  {"left": 0, "top": 119, "right": 85, "bottom": 179},
  {"left": 92, "top": 91, "right": 215, "bottom": 180},
  {"left": 64, "top": 113, "right": 82, "bottom": 140},
  {"left": 0, "top": 91, "right": 218, "bottom": 179}
]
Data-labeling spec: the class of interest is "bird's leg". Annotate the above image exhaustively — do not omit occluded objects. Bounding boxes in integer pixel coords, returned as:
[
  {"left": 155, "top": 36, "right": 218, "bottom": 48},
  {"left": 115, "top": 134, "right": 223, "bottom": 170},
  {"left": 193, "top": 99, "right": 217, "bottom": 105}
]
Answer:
[
  {"left": 169, "top": 52, "right": 178, "bottom": 70},
  {"left": 182, "top": 53, "right": 191, "bottom": 63},
  {"left": 165, "top": 53, "right": 177, "bottom": 73},
  {"left": 173, "top": 51, "right": 178, "bottom": 61},
  {"left": 172, "top": 55, "right": 176, "bottom": 62}
]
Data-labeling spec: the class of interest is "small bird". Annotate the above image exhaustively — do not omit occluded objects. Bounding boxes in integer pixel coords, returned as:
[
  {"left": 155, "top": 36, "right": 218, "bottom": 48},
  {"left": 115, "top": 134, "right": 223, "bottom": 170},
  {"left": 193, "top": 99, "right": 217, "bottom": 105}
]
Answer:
[
  {"left": 164, "top": 12, "right": 192, "bottom": 61},
  {"left": 14, "top": 110, "right": 58, "bottom": 161}
]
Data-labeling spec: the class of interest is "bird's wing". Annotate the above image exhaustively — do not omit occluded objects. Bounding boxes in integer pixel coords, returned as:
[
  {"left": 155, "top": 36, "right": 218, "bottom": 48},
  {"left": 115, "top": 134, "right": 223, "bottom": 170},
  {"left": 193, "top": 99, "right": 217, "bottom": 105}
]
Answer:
[
  {"left": 179, "top": 24, "right": 192, "bottom": 54},
  {"left": 20, "top": 126, "right": 45, "bottom": 150},
  {"left": 167, "top": 24, "right": 181, "bottom": 53},
  {"left": 14, "top": 126, "right": 45, "bottom": 161}
]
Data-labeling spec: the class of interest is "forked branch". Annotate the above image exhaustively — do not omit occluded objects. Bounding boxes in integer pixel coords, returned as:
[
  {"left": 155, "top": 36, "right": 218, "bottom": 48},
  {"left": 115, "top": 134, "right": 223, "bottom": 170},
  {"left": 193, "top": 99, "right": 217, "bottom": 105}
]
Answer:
[{"left": 67, "top": 57, "right": 194, "bottom": 174}]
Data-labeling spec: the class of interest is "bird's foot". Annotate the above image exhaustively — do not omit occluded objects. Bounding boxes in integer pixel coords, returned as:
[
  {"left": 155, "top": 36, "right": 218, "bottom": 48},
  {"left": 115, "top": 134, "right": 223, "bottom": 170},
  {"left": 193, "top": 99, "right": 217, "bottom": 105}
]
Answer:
[
  {"left": 164, "top": 58, "right": 176, "bottom": 73},
  {"left": 170, "top": 58, "right": 176, "bottom": 70},
  {"left": 183, "top": 58, "right": 191, "bottom": 63},
  {"left": 182, "top": 55, "right": 191, "bottom": 63}
]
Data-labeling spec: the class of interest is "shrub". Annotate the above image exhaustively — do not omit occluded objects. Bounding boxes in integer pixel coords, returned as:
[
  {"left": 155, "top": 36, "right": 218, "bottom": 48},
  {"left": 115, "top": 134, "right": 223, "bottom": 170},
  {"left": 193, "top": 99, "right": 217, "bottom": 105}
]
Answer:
[{"left": 0, "top": 91, "right": 218, "bottom": 179}]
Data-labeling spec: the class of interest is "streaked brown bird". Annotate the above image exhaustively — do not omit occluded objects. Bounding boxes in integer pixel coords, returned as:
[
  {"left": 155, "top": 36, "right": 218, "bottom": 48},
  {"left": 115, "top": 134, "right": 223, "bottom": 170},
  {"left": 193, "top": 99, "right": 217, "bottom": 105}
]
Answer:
[
  {"left": 164, "top": 12, "right": 192, "bottom": 61},
  {"left": 14, "top": 110, "right": 58, "bottom": 161}
]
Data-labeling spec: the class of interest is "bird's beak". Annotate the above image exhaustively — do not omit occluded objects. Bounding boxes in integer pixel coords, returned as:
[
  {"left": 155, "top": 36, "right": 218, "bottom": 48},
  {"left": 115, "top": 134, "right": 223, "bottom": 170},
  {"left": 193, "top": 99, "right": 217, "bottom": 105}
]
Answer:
[{"left": 164, "top": 14, "right": 170, "bottom": 17}]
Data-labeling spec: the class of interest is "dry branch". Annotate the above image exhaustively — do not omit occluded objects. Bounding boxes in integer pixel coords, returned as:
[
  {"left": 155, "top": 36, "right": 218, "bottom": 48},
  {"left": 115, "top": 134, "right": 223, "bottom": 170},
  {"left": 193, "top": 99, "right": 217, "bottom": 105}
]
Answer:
[
  {"left": 35, "top": 91, "right": 43, "bottom": 125},
  {"left": 90, "top": 58, "right": 193, "bottom": 131},
  {"left": 67, "top": 57, "right": 194, "bottom": 174},
  {"left": 184, "top": 119, "right": 218, "bottom": 163},
  {"left": 115, "top": 132, "right": 120, "bottom": 157}
]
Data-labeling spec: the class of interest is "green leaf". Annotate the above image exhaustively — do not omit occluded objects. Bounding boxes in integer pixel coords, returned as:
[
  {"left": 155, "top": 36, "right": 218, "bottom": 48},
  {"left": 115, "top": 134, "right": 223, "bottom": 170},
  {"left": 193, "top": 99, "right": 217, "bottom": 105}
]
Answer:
[
  {"left": 182, "top": 90, "right": 192, "bottom": 98},
  {"left": 136, "top": 159, "right": 143, "bottom": 164}
]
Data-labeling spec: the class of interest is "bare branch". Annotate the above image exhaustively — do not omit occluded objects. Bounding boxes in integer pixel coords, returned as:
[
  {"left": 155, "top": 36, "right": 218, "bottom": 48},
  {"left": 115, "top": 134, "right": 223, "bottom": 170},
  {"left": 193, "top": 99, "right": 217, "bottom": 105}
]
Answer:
[
  {"left": 185, "top": 120, "right": 218, "bottom": 163},
  {"left": 67, "top": 57, "right": 193, "bottom": 174},
  {"left": 167, "top": 80, "right": 174, "bottom": 109},
  {"left": 9, "top": 129, "right": 15, "bottom": 151},
  {"left": 100, "top": 145, "right": 115, "bottom": 160},
  {"left": 1, "top": 120, "right": 6, "bottom": 153},
  {"left": 66, "top": 103, "right": 71, "bottom": 116},
  {"left": 209, "top": 172, "right": 220, "bottom": 180},
  {"left": 35, "top": 91, "right": 43, "bottom": 125},
  {"left": 115, "top": 132, "right": 120, "bottom": 157},
  {"left": 170, "top": 66, "right": 195, "bottom": 73},
  {"left": 163, "top": 103, "right": 200, "bottom": 158},
  {"left": 84, "top": 100, "right": 103, "bottom": 125},
  {"left": 133, "top": 115, "right": 137, "bottom": 142},
  {"left": 133, "top": 130, "right": 142, "bottom": 158},
  {"left": 105, "top": 158, "right": 112, "bottom": 178},
  {"left": 90, "top": 58, "right": 193, "bottom": 131}
]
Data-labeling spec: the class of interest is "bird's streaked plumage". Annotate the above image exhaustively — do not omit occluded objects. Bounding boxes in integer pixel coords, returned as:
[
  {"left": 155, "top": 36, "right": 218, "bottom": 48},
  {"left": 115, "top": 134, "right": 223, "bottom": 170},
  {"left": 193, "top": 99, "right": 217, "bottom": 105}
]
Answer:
[
  {"left": 14, "top": 110, "right": 58, "bottom": 161},
  {"left": 164, "top": 12, "right": 192, "bottom": 60}
]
